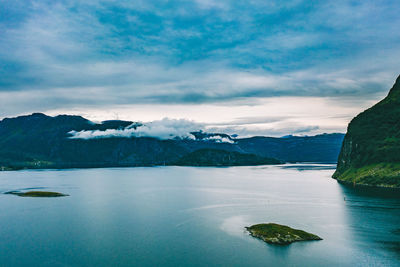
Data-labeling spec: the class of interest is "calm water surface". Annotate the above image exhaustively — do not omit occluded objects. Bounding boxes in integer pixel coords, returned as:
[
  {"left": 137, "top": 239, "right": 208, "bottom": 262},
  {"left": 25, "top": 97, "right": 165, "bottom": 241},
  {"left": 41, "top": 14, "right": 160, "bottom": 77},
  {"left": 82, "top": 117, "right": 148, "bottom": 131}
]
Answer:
[{"left": 0, "top": 164, "right": 399, "bottom": 267}]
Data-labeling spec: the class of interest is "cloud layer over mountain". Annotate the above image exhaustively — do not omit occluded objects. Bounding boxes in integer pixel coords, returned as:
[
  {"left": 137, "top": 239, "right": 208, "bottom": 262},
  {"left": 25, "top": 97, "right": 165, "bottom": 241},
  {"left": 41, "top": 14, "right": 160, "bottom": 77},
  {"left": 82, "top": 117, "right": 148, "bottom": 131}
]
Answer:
[{"left": 69, "top": 118, "right": 203, "bottom": 140}]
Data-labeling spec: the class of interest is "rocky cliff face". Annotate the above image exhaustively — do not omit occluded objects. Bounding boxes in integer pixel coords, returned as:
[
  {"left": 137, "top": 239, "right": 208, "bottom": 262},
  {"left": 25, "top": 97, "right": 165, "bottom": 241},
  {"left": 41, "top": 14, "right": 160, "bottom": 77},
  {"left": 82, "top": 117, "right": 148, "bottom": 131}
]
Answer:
[{"left": 333, "top": 75, "right": 400, "bottom": 188}]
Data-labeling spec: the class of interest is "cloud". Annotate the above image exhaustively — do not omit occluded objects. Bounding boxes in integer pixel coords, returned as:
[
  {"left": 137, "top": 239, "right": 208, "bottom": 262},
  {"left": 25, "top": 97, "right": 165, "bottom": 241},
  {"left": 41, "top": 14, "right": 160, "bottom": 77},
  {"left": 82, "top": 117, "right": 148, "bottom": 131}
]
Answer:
[
  {"left": 202, "top": 135, "right": 235, "bottom": 144},
  {"left": 207, "top": 124, "right": 321, "bottom": 138},
  {"left": 69, "top": 118, "right": 203, "bottom": 140},
  {"left": 208, "top": 116, "right": 288, "bottom": 126},
  {"left": 0, "top": 0, "right": 399, "bottom": 133}
]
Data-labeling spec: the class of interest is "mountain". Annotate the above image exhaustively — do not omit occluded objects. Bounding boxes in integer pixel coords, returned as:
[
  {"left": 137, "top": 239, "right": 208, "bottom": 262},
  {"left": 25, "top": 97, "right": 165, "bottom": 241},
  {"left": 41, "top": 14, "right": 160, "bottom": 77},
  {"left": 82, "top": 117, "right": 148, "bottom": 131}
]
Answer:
[
  {"left": 235, "top": 133, "right": 344, "bottom": 163},
  {"left": 0, "top": 113, "right": 344, "bottom": 170},
  {"left": 174, "top": 149, "right": 282, "bottom": 166},
  {"left": 333, "top": 75, "right": 400, "bottom": 188}
]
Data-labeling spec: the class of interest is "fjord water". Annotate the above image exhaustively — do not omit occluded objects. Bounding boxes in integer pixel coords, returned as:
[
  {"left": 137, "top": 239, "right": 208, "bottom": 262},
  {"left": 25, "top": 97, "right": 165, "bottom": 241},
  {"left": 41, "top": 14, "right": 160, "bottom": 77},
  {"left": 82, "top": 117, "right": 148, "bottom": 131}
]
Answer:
[{"left": 0, "top": 165, "right": 399, "bottom": 267}]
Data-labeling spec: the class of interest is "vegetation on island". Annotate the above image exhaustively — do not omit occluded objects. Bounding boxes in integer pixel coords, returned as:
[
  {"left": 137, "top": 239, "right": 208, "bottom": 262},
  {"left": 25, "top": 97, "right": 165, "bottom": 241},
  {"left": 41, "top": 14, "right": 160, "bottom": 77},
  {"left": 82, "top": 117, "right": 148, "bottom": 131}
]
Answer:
[
  {"left": 334, "top": 75, "right": 400, "bottom": 188},
  {"left": 174, "top": 149, "right": 282, "bottom": 166},
  {"left": 246, "top": 223, "right": 322, "bottom": 245},
  {"left": 5, "top": 191, "right": 69, "bottom": 197}
]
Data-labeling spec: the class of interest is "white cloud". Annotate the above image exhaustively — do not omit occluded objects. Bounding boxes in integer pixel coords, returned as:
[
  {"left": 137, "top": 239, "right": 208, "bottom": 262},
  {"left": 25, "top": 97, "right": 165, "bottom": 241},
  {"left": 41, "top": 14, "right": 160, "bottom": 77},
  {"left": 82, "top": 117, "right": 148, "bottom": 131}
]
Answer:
[
  {"left": 203, "top": 135, "right": 235, "bottom": 144},
  {"left": 69, "top": 118, "right": 203, "bottom": 140}
]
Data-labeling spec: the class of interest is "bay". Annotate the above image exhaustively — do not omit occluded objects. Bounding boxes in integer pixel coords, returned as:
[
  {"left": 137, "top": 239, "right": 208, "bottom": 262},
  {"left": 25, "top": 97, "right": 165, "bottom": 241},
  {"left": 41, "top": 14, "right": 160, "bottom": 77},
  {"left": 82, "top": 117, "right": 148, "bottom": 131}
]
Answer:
[{"left": 0, "top": 164, "right": 399, "bottom": 266}]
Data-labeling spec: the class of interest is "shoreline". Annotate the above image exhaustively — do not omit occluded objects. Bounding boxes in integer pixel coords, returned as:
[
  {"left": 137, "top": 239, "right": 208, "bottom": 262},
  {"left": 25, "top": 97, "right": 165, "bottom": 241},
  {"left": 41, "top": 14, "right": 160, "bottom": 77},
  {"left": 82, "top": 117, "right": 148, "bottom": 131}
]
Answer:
[
  {"left": 335, "top": 179, "right": 400, "bottom": 196},
  {"left": 0, "top": 163, "right": 287, "bottom": 172}
]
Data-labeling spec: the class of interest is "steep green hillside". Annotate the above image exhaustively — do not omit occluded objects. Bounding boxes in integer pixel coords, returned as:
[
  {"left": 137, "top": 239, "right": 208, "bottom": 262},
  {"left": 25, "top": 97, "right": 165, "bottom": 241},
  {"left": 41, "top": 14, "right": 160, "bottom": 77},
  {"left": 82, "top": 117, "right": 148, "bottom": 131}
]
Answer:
[{"left": 333, "top": 75, "right": 400, "bottom": 188}]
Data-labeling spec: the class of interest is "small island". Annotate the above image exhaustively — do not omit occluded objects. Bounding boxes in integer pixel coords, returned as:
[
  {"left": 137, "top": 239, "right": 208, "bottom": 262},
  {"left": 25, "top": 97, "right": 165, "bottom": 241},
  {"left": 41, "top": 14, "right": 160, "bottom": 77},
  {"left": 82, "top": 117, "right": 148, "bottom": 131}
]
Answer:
[
  {"left": 5, "top": 191, "right": 69, "bottom": 197},
  {"left": 246, "top": 223, "right": 322, "bottom": 245}
]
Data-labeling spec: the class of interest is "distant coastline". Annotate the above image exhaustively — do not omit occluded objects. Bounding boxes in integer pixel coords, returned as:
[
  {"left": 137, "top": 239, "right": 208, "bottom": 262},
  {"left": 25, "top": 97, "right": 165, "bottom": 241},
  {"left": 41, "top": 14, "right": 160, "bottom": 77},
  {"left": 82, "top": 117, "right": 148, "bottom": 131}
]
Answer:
[{"left": 0, "top": 113, "right": 344, "bottom": 171}]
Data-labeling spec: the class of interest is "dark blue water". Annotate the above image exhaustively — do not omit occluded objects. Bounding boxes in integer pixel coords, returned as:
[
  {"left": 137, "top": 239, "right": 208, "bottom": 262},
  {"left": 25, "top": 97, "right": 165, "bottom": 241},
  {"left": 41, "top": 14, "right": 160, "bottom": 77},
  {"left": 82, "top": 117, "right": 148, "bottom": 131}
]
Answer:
[{"left": 0, "top": 164, "right": 399, "bottom": 266}]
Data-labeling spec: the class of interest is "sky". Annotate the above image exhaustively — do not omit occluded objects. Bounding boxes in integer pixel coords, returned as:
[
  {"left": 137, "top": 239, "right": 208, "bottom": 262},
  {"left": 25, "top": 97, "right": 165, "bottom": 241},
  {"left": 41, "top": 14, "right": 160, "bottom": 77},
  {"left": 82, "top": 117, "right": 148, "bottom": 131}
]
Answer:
[{"left": 0, "top": 0, "right": 399, "bottom": 137}]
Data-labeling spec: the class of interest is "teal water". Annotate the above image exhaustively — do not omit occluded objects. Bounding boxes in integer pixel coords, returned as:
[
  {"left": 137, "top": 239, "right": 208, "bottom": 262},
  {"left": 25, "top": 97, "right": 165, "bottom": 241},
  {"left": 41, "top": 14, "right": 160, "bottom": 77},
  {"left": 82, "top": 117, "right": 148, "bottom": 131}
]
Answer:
[{"left": 0, "top": 164, "right": 399, "bottom": 267}]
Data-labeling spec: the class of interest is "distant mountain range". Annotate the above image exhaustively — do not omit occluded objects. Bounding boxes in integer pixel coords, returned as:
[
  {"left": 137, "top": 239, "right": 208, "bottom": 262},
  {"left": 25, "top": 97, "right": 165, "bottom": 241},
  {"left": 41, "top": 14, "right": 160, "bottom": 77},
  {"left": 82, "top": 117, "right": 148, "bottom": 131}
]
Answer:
[
  {"left": 0, "top": 113, "right": 344, "bottom": 170},
  {"left": 333, "top": 75, "right": 400, "bottom": 188}
]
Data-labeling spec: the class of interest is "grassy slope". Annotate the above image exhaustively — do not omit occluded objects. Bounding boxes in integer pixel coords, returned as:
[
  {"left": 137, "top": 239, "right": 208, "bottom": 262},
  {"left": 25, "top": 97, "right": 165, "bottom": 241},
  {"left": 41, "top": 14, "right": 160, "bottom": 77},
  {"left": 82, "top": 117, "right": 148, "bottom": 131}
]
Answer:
[{"left": 336, "top": 163, "right": 400, "bottom": 188}]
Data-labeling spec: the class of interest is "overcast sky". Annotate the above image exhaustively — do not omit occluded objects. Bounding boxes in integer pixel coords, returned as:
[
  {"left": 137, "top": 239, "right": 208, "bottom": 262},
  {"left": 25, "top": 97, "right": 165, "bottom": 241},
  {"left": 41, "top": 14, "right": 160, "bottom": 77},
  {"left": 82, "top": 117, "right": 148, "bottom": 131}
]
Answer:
[{"left": 1, "top": 0, "right": 399, "bottom": 136}]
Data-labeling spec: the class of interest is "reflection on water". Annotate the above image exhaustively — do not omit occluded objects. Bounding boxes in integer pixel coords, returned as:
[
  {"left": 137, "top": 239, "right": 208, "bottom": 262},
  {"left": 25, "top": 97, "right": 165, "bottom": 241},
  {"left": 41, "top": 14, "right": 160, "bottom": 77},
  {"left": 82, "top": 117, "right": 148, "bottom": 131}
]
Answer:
[
  {"left": 280, "top": 163, "right": 337, "bottom": 171},
  {"left": 0, "top": 164, "right": 399, "bottom": 267},
  {"left": 340, "top": 182, "right": 400, "bottom": 199},
  {"left": 337, "top": 184, "right": 400, "bottom": 263},
  {"left": 220, "top": 215, "right": 250, "bottom": 237}
]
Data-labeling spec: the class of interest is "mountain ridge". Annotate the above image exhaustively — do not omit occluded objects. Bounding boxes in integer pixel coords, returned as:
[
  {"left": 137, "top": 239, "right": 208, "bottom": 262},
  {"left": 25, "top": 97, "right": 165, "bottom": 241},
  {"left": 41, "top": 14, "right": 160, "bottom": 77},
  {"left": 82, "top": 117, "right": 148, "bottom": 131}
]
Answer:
[{"left": 0, "top": 113, "right": 344, "bottom": 170}]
